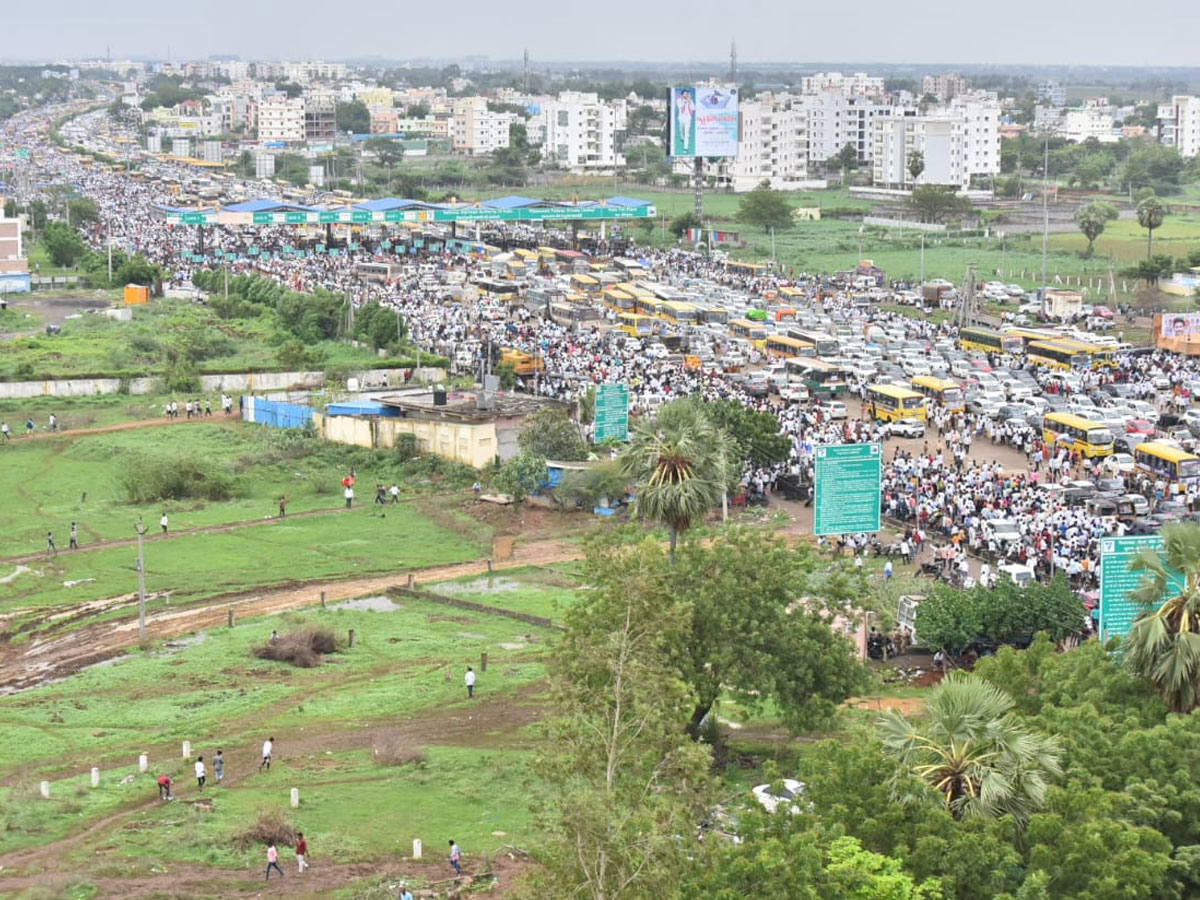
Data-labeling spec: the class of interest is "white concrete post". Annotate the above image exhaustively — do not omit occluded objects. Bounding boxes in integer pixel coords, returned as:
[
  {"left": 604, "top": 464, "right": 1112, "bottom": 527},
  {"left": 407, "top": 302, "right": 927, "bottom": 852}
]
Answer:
[
  {"left": 182, "top": 740, "right": 191, "bottom": 759},
  {"left": 412, "top": 839, "right": 423, "bottom": 860},
  {"left": 290, "top": 788, "right": 300, "bottom": 809},
  {"left": 39, "top": 780, "right": 50, "bottom": 799},
  {"left": 139, "top": 754, "right": 149, "bottom": 773},
  {"left": 91, "top": 767, "right": 100, "bottom": 788}
]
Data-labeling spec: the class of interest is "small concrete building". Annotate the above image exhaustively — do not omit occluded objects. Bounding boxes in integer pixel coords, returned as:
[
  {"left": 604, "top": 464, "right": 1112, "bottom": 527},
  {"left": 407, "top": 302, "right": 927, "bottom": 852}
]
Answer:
[{"left": 314, "top": 390, "right": 567, "bottom": 469}]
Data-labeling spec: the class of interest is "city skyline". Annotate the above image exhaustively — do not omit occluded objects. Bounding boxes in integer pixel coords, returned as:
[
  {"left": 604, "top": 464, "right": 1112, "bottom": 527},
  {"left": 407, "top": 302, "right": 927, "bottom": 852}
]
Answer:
[{"left": 6, "top": 0, "right": 1199, "bottom": 69}]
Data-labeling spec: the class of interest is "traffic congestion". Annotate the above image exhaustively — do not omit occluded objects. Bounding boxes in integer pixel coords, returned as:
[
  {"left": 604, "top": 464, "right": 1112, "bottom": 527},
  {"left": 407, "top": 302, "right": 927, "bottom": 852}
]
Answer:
[{"left": 6, "top": 101, "right": 1200, "bottom": 627}]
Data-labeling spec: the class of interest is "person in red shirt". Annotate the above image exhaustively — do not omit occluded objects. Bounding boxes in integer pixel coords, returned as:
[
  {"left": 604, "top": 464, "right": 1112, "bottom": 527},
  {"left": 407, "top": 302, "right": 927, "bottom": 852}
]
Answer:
[
  {"left": 295, "top": 832, "right": 309, "bottom": 873},
  {"left": 157, "top": 774, "right": 173, "bottom": 801}
]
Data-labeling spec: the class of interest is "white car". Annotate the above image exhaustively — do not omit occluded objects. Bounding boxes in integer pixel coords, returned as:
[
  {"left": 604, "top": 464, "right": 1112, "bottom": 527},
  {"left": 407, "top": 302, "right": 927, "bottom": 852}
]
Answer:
[
  {"left": 1102, "top": 453, "right": 1136, "bottom": 475},
  {"left": 751, "top": 779, "right": 805, "bottom": 814},
  {"left": 885, "top": 418, "right": 926, "bottom": 439},
  {"left": 821, "top": 400, "right": 848, "bottom": 420},
  {"left": 1127, "top": 400, "right": 1158, "bottom": 421},
  {"left": 779, "top": 384, "right": 810, "bottom": 402}
]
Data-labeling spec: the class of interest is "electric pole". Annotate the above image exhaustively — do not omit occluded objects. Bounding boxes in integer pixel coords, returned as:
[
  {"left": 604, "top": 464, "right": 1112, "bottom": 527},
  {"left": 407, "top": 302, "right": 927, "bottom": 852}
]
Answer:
[
  {"left": 729, "top": 41, "right": 738, "bottom": 84},
  {"left": 135, "top": 518, "right": 147, "bottom": 642}
]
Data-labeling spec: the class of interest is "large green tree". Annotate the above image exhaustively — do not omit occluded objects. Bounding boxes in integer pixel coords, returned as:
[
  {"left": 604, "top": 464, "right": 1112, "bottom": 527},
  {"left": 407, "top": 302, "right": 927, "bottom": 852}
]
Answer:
[
  {"left": 671, "top": 531, "right": 867, "bottom": 737},
  {"left": 1073, "top": 201, "right": 1118, "bottom": 257},
  {"left": 334, "top": 100, "right": 370, "bottom": 134},
  {"left": 529, "top": 537, "right": 711, "bottom": 900},
  {"left": 1126, "top": 522, "right": 1200, "bottom": 713},
  {"left": 880, "top": 674, "right": 1062, "bottom": 827},
  {"left": 618, "top": 399, "right": 732, "bottom": 560},
  {"left": 364, "top": 136, "right": 404, "bottom": 169},
  {"left": 1136, "top": 195, "right": 1167, "bottom": 259},
  {"left": 683, "top": 397, "right": 790, "bottom": 470},
  {"left": 41, "top": 220, "right": 87, "bottom": 267},
  {"left": 518, "top": 407, "right": 588, "bottom": 461},
  {"left": 737, "top": 180, "right": 793, "bottom": 232},
  {"left": 908, "top": 186, "right": 973, "bottom": 224}
]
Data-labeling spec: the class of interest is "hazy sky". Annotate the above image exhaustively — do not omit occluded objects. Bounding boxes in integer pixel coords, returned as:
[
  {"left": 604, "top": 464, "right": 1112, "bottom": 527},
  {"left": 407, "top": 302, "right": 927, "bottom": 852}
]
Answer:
[{"left": 6, "top": 0, "right": 1199, "bottom": 68}]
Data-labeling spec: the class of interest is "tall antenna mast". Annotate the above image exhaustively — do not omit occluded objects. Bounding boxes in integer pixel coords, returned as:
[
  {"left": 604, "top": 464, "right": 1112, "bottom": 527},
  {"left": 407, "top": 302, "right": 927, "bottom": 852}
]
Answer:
[
  {"left": 522, "top": 48, "right": 530, "bottom": 93},
  {"left": 729, "top": 41, "right": 738, "bottom": 84}
]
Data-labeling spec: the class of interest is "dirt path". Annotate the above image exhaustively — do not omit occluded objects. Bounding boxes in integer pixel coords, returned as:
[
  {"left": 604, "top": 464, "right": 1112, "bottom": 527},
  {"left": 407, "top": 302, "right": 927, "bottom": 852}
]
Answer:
[
  {"left": 6, "top": 412, "right": 242, "bottom": 444},
  {"left": 0, "top": 537, "right": 583, "bottom": 695}
]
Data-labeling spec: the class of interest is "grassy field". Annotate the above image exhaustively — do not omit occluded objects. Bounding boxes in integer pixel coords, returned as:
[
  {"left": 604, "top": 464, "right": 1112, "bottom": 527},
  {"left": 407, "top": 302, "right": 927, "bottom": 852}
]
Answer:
[
  {"left": 1047, "top": 210, "right": 1200, "bottom": 263},
  {"left": 0, "top": 595, "right": 551, "bottom": 868},
  {"left": 0, "top": 394, "right": 174, "bottom": 431},
  {"left": 426, "top": 566, "right": 584, "bottom": 623},
  {"left": 0, "top": 423, "right": 478, "bottom": 558},
  {"left": 0, "top": 296, "right": 402, "bottom": 381}
]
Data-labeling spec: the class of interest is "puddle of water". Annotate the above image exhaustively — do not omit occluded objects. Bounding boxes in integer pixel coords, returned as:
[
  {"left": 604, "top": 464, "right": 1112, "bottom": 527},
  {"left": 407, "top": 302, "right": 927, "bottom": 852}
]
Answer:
[
  {"left": 457, "top": 632, "right": 487, "bottom": 640},
  {"left": 499, "top": 642, "right": 526, "bottom": 650},
  {"left": 331, "top": 595, "right": 403, "bottom": 612},
  {"left": 431, "top": 577, "right": 522, "bottom": 596},
  {"left": 161, "top": 633, "right": 207, "bottom": 653}
]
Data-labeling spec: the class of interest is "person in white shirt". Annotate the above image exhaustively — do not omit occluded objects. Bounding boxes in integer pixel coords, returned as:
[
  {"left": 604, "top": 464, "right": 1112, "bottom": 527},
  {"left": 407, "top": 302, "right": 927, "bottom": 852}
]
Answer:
[
  {"left": 260, "top": 737, "right": 274, "bottom": 771},
  {"left": 160, "top": 513, "right": 168, "bottom": 534},
  {"left": 195, "top": 756, "right": 206, "bottom": 789},
  {"left": 465, "top": 667, "right": 476, "bottom": 699}
]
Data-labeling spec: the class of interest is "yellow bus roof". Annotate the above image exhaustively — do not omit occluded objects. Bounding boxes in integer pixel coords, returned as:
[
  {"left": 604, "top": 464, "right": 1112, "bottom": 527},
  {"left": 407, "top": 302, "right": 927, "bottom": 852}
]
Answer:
[
  {"left": 1044, "top": 411, "right": 1110, "bottom": 431},
  {"left": 911, "top": 376, "right": 962, "bottom": 391},
  {"left": 767, "top": 335, "right": 809, "bottom": 348},
  {"left": 779, "top": 286, "right": 804, "bottom": 297},
  {"left": 1135, "top": 441, "right": 1200, "bottom": 463},
  {"left": 868, "top": 384, "right": 924, "bottom": 400},
  {"left": 570, "top": 274, "right": 600, "bottom": 285},
  {"left": 730, "top": 318, "right": 767, "bottom": 330}
]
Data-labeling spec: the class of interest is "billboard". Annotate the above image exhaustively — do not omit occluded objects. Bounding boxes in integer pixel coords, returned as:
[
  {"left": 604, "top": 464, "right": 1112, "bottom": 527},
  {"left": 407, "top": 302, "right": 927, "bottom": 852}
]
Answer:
[
  {"left": 668, "top": 85, "right": 739, "bottom": 158},
  {"left": 1161, "top": 312, "right": 1200, "bottom": 339}
]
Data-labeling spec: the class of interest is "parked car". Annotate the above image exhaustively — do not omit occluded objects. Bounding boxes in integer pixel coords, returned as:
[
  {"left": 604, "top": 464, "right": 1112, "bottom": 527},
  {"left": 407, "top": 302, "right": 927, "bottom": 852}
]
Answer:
[{"left": 884, "top": 418, "right": 926, "bottom": 439}]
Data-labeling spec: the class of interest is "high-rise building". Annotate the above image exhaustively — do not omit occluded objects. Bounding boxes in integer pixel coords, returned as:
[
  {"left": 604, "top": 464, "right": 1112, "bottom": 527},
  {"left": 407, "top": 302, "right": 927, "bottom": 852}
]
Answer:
[
  {"left": 1158, "top": 96, "right": 1200, "bottom": 158},
  {"left": 256, "top": 95, "right": 305, "bottom": 143},
  {"left": 802, "top": 90, "right": 895, "bottom": 166},
  {"left": 724, "top": 93, "right": 808, "bottom": 191},
  {"left": 304, "top": 89, "right": 337, "bottom": 142},
  {"left": 452, "top": 98, "right": 518, "bottom": 156},
  {"left": 799, "top": 72, "right": 885, "bottom": 98},
  {"left": 873, "top": 98, "right": 1000, "bottom": 190},
  {"left": 539, "top": 91, "right": 626, "bottom": 171}
]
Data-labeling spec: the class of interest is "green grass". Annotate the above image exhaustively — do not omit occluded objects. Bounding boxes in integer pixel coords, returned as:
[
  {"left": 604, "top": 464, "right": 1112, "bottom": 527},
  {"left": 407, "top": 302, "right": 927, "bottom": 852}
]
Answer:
[
  {"left": 0, "top": 504, "right": 485, "bottom": 620},
  {"left": 0, "top": 423, "right": 478, "bottom": 558},
  {"left": 0, "top": 394, "right": 172, "bottom": 431},
  {"left": 1048, "top": 211, "right": 1200, "bottom": 263},
  {"left": 0, "top": 596, "right": 551, "bottom": 862},
  {"left": 425, "top": 566, "right": 583, "bottom": 622},
  {"left": 0, "top": 296, "right": 402, "bottom": 381},
  {"left": 0, "top": 305, "right": 40, "bottom": 334}
]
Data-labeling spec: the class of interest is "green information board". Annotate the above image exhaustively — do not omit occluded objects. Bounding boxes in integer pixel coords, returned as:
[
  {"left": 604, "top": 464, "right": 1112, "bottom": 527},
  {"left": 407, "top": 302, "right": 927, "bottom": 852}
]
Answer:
[
  {"left": 594, "top": 384, "right": 629, "bottom": 443},
  {"left": 1099, "top": 535, "right": 1182, "bottom": 641},
  {"left": 814, "top": 443, "right": 882, "bottom": 536}
]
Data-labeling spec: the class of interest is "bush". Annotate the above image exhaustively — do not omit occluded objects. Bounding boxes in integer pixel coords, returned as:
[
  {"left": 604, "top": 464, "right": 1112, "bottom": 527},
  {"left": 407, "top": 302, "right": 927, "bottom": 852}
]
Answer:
[
  {"left": 119, "top": 453, "right": 236, "bottom": 503},
  {"left": 252, "top": 626, "right": 337, "bottom": 668},
  {"left": 372, "top": 739, "right": 430, "bottom": 768},
  {"left": 394, "top": 433, "right": 418, "bottom": 460},
  {"left": 231, "top": 809, "right": 297, "bottom": 851}
]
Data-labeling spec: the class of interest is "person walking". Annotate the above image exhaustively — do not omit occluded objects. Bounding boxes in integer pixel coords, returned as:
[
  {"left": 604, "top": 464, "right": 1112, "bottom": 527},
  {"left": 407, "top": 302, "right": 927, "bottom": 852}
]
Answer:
[
  {"left": 46, "top": 531, "right": 56, "bottom": 557},
  {"left": 157, "top": 774, "right": 174, "bottom": 801},
  {"left": 449, "top": 840, "right": 462, "bottom": 876},
  {"left": 25, "top": 418, "right": 34, "bottom": 435},
  {"left": 260, "top": 737, "right": 274, "bottom": 771},
  {"left": 344, "top": 485, "right": 354, "bottom": 509},
  {"left": 213, "top": 749, "right": 224, "bottom": 783},
  {"left": 295, "top": 832, "right": 309, "bottom": 873},
  {"left": 48, "top": 413, "right": 58, "bottom": 432},
  {"left": 160, "top": 512, "right": 168, "bottom": 535},
  {"left": 389, "top": 483, "right": 400, "bottom": 504},
  {"left": 278, "top": 495, "right": 288, "bottom": 519},
  {"left": 69, "top": 522, "right": 78, "bottom": 550},
  {"left": 265, "top": 842, "right": 284, "bottom": 880},
  {"left": 465, "top": 667, "right": 476, "bottom": 699},
  {"left": 1, "top": 421, "right": 10, "bottom": 440},
  {"left": 195, "top": 755, "right": 206, "bottom": 789}
]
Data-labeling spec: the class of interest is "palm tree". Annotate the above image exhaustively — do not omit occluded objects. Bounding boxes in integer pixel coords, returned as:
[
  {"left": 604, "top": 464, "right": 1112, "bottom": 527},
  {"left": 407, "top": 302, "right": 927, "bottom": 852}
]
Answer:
[
  {"left": 1125, "top": 522, "right": 1200, "bottom": 713},
  {"left": 618, "top": 400, "right": 732, "bottom": 562},
  {"left": 879, "top": 673, "right": 1062, "bottom": 826},
  {"left": 1136, "top": 196, "right": 1166, "bottom": 258}
]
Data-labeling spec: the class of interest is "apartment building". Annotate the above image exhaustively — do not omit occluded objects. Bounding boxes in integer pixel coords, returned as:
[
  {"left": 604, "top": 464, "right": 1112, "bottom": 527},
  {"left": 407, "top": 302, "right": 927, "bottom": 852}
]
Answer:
[
  {"left": 452, "top": 99, "right": 518, "bottom": 155},
  {"left": 724, "top": 94, "right": 809, "bottom": 191},
  {"left": 304, "top": 89, "right": 337, "bottom": 142},
  {"left": 539, "top": 91, "right": 625, "bottom": 171},
  {"left": 256, "top": 94, "right": 305, "bottom": 142},
  {"left": 922, "top": 72, "right": 968, "bottom": 102},
  {"left": 1158, "top": 96, "right": 1200, "bottom": 158},
  {"left": 802, "top": 90, "right": 894, "bottom": 165},
  {"left": 799, "top": 72, "right": 885, "bottom": 98},
  {"left": 873, "top": 99, "right": 1001, "bottom": 190},
  {"left": 1060, "top": 106, "right": 1117, "bottom": 143}
]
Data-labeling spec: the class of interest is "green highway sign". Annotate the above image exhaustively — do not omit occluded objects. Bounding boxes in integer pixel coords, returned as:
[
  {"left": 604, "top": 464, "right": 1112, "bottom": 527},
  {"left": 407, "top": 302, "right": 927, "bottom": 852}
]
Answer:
[
  {"left": 593, "top": 384, "right": 629, "bottom": 443},
  {"left": 814, "top": 443, "right": 882, "bottom": 536},
  {"left": 165, "top": 211, "right": 217, "bottom": 226},
  {"left": 1099, "top": 535, "right": 1182, "bottom": 641},
  {"left": 178, "top": 205, "right": 656, "bottom": 226}
]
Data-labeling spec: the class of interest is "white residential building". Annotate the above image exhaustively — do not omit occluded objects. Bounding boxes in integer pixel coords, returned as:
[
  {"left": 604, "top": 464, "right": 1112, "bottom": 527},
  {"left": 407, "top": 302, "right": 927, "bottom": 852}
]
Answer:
[
  {"left": 256, "top": 94, "right": 305, "bottom": 143},
  {"left": 799, "top": 72, "right": 885, "bottom": 98},
  {"left": 802, "top": 90, "right": 895, "bottom": 166},
  {"left": 1060, "top": 107, "right": 1117, "bottom": 143},
  {"left": 1158, "top": 96, "right": 1200, "bottom": 158},
  {"left": 922, "top": 73, "right": 968, "bottom": 102},
  {"left": 539, "top": 91, "right": 625, "bottom": 171},
  {"left": 452, "top": 99, "right": 518, "bottom": 155},
  {"left": 723, "top": 94, "right": 809, "bottom": 191},
  {"left": 873, "top": 99, "right": 1001, "bottom": 190}
]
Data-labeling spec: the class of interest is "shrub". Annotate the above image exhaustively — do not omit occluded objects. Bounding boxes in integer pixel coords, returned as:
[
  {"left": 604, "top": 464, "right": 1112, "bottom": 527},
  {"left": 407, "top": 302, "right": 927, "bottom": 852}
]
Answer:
[
  {"left": 372, "top": 739, "right": 430, "bottom": 768},
  {"left": 119, "top": 453, "right": 236, "bottom": 503},
  {"left": 231, "top": 809, "right": 296, "bottom": 851},
  {"left": 394, "top": 433, "right": 418, "bottom": 461},
  {"left": 252, "top": 626, "right": 337, "bottom": 668}
]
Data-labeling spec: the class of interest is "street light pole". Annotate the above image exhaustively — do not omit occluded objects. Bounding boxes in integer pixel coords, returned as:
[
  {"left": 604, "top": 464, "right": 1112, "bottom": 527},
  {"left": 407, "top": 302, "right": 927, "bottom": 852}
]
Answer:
[{"left": 135, "top": 518, "right": 147, "bottom": 642}]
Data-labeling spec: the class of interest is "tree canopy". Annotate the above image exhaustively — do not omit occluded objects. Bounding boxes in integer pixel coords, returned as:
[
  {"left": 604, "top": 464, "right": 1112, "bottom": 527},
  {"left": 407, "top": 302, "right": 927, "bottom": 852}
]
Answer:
[
  {"left": 1073, "top": 201, "right": 1118, "bottom": 256},
  {"left": 737, "top": 180, "right": 794, "bottom": 232},
  {"left": 908, "top": 185, "right": 974, "bottom": 224},
  {"left": 518, "top": 407, "right": 588, "bottom": 461}
]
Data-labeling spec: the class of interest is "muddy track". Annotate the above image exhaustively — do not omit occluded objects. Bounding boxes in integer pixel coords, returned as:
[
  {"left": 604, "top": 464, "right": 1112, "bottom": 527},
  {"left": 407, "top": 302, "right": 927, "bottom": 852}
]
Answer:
[
  {"left": 0, "top": 538, "right": 582, "bottom": 695},
  {"left": 7, "top": 413, "right": 241, "bottom": 444}
]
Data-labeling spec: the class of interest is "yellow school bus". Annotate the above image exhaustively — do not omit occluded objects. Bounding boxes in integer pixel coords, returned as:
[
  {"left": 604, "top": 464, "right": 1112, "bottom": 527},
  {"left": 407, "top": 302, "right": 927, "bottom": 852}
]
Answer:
[
  {"left": 1042, "top": 412, "right": 1114, "bottom": 458},
  {"left": 866, "top": 384, "right": 927, "bottom": 422},
  {"left": 911, "top": 376, "right": 966, "bottom": 413}
]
